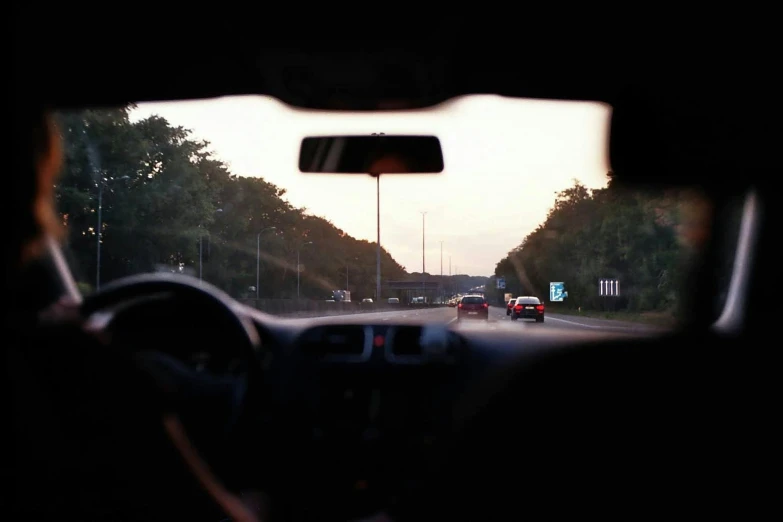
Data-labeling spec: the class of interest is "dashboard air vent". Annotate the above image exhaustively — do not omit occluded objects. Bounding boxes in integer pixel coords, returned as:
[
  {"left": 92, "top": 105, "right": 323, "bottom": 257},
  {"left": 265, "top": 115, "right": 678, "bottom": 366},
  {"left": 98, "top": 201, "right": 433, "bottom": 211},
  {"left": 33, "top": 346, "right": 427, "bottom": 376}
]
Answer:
[{"left": 298, "top": 325, "right": 370, "bottom": 361}]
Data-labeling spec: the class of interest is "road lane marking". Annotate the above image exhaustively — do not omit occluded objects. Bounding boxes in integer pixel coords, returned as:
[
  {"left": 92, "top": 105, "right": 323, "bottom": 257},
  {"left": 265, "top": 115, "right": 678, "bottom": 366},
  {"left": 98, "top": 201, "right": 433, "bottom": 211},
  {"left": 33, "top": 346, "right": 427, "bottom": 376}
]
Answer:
[{"left": 546, "top": 315, "right": 645, "bottom": 330}]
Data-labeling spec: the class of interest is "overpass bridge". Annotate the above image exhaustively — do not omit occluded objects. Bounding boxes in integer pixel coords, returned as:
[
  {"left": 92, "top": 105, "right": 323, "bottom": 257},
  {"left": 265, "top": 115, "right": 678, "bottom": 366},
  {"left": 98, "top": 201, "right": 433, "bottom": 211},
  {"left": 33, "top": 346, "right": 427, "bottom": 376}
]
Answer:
[{"left": 386, "top": 280, "right": 444, "bottom": 304}]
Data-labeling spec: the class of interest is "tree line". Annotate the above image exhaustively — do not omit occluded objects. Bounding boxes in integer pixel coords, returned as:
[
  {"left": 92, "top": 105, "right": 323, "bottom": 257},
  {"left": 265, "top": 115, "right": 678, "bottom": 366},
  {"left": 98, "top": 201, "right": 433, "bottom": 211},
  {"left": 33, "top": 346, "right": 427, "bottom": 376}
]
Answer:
[
  {"left": 53, "top": 107, "right": 699, "bottom": 311},
  {"left": 484, "top": 175, "right": 706, "bottom": 316},
  {"left": 53, "top": 107, "right": 407, "bottom": 300}
]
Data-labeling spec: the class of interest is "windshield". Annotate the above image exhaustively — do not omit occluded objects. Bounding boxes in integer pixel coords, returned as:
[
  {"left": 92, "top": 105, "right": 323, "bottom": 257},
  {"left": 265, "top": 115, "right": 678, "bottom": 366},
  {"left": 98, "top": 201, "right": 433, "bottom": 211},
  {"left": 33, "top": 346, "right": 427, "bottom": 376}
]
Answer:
[
  {"left": 462, "top": 297, "right": 485, "bottom": 305},
  {"left": 54, "top": 95, "right": 712, "bottom": 332}
]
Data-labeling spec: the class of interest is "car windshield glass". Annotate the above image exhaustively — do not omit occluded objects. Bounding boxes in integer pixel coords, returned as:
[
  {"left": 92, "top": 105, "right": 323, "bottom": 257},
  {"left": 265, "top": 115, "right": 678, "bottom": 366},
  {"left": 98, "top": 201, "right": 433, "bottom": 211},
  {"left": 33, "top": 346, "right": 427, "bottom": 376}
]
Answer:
[
  {"left": 53, "top": 95, "right": 713, "bottom": 331},
  {"left": 462, "top": 297, "right": 485, "bottom": 304}
]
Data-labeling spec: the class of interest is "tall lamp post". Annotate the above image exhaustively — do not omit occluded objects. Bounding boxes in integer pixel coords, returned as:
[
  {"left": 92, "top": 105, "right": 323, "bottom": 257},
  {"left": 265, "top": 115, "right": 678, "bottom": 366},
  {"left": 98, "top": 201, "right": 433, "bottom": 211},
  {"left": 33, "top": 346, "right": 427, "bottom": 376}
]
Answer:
[
  {"left": 449, "top": 256, "right": 452, "bottom": 295},
  {"left": 420, "top": 211, "right": 427, "bottom": 300},
  {"left": 440, "top": 240, "right": 443, "bottom": 302},
  {"left": 199, "top": 208, "right": 223, "bottom": 281},
  {"left": 345, "top": 255, "right": 359, "bottom": 291},
  {"left": 376, "top": 173, "right": 381, "bottom": 301},
  {"left": 256, "top": 226, "right": 277, "bottom": 299},
  {"left": 94, "top": 175, "right": 129, "bottom": 290},
  {"left": 370, "top": 132, "right": 385, "bottom": 301},
  {"left": 297, "top": 241, "right": 313, "bottom": 299}
]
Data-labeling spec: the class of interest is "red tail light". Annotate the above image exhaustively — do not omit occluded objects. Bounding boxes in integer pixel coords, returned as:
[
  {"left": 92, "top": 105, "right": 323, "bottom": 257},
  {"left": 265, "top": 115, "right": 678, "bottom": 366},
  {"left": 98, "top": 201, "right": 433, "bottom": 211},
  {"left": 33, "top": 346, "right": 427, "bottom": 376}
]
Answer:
[
  {"left": 458, "top": 303, "right": 462, "bottom": 309},
  {"left": 536, "top": 304, "right": 544, "bottom": 311},
  {"left": 514, "top": 305, "right": 522, "bottom": 310},
  {"left": 482, "top": 303, "right": 488, "bottom": 309}
]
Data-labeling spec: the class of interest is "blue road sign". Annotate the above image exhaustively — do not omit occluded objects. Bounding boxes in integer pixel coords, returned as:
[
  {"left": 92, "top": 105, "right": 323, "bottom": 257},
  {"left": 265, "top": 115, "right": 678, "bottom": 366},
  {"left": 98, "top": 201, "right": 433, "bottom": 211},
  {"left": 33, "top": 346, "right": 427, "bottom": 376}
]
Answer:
[
  {"left": 497, "top": 277, "right": 505, "bottom": 289},
  {"left": 550, "top": 282, "right": 566, "bottom": 302}
]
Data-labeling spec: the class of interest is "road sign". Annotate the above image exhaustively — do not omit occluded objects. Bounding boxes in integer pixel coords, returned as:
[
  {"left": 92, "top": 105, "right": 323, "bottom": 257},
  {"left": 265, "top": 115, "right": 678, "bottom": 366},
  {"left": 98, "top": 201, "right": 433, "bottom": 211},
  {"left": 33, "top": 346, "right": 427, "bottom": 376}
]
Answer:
[
  {"left": 599, "top": 278, "right": 620, "bottom": 296},
  {"left": 549, "top": 282, "right": 566, "bottom": 302},
  {"left": 496, "top": 277, "right": 505, "bottom": 289}
]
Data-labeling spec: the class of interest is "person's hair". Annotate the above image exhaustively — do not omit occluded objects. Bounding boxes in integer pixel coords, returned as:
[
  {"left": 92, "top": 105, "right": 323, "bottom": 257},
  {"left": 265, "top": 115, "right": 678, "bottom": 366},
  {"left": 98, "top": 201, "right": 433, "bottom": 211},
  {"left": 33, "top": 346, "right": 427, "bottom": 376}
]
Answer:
[{"left": 7, "top": 105, "right": 64, "bottom": 282}]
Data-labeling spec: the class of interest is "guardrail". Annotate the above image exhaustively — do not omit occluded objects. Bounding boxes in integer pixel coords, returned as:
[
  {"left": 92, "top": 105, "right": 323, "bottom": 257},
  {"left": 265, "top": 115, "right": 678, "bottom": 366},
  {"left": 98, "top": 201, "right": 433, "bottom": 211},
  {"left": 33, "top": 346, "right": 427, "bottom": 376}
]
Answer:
[{"left": 238, "top": 299, "right": 446, "bottom": 317}]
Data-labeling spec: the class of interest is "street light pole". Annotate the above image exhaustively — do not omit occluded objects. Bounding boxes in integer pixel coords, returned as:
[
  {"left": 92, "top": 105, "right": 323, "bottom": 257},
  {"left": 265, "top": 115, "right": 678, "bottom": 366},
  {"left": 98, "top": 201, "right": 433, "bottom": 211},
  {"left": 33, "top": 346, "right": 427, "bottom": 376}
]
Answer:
[
  {"left": 199, "top": 208, "right": 223, "bottom": 282},
  {"left": 256, "top": 226, "right": 277, "bottom": 299},
  {"left": 96, "top": 179, "right": 103, "bottom": 289},
  {"left": 371, "top": 132, "right": 385, "bottom": 302},
  {"left": 297, "top": 241, "right": 313, "bottom": 299},
  {"left": 421, "top": 211, "right": 427, "bottom": 299},
  {"left": 376, "top": 174, "right": 381, "bottom": 301},
  {"left": 85, "top": 139, "right": 103, "bottom": 290},
  {"left": 94, "top": 174, "right": 129, "bottom": 290},
  {"left": 256, "top": 234, "right": 260, "bottom": 298},
  {"left": 448, "top": 256, "right": 450, "bottom": 296},
  {"left": 440, "top": 241, "right": 443, "bottom": 302}
]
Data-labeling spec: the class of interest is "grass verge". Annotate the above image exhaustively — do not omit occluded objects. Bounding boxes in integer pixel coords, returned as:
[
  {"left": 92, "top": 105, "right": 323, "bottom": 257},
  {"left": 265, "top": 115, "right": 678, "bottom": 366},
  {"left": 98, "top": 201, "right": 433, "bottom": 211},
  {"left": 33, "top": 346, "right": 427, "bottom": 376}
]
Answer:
[{"left": 553, "top": 309, "right": 676, "bottom": 326}]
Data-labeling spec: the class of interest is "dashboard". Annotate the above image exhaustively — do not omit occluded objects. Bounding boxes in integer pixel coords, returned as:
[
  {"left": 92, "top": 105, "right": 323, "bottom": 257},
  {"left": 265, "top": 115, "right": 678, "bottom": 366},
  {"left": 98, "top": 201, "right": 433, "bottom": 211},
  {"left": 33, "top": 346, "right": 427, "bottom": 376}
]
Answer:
[
  {"left": 253, "top": 320, "right": 471, "bottom": 518},
  {"left": 101, "top": 294, "right": 650, "bottom": 520},
  {"left": 238, "top": 305, "right": 640, "bottom": 520}
]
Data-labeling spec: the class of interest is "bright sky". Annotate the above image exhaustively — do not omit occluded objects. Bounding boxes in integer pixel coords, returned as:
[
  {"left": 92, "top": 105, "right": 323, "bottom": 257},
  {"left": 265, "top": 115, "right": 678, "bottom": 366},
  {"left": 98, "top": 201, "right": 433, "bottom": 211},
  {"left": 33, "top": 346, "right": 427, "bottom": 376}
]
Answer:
[{"left": 130, "top": 95, "right": 611, "bottom": 276}]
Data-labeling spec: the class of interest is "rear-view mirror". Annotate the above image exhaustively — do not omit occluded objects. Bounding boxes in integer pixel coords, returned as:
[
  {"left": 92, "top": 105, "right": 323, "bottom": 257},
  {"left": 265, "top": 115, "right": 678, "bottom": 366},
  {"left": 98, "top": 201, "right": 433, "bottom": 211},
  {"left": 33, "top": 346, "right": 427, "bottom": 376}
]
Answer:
[{"left": 299, "top": 135, "right": 444, "bottom": 174}]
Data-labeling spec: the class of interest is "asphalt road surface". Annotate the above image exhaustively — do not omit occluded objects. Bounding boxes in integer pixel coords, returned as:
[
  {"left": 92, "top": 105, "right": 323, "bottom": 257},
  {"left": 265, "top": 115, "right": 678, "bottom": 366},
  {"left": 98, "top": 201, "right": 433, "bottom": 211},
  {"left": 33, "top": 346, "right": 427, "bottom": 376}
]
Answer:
[{"left": 295, "top": 305, "right": 666, "bottom": 334}]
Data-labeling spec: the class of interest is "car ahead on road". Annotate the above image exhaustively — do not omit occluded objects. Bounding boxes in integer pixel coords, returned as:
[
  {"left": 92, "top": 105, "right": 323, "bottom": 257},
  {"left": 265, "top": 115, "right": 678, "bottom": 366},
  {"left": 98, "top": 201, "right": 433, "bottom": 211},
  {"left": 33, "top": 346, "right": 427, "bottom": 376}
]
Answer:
[
  {"left": 506, "top": 298, "right": 516, "bottom": 315},
  {"left": 510, "top": 296, "right": 545, "bottom": 322},
  {"left": 457, "top": 295, "right": 489, "bottom": 322}
]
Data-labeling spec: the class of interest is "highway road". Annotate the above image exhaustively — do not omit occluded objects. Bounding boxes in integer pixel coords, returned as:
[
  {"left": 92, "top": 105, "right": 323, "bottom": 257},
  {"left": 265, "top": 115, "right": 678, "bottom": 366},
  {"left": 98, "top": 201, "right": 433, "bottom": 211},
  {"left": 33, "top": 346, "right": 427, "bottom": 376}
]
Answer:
[{"left": 293, "top": 305, "right": 666, "bottom": 334}]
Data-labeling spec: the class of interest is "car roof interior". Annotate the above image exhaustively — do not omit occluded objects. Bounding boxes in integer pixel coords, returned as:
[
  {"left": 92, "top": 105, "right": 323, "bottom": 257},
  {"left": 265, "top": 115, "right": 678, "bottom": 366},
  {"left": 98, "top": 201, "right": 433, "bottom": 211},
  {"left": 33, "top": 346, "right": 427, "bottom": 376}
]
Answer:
[{"left": 11, "top": 11, "right": 779, "bottom": 520}]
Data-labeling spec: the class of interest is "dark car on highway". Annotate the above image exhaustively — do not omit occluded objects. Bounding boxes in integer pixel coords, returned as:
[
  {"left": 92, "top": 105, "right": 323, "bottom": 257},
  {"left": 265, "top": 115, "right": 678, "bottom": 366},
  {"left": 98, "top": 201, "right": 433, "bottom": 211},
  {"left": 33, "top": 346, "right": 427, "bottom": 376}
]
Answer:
[
  {"left": 457, "top": 295, "right": 489, "bottom": 321},
  {"left": 510, "top": 296, "right": 545, "bottom": 322}
]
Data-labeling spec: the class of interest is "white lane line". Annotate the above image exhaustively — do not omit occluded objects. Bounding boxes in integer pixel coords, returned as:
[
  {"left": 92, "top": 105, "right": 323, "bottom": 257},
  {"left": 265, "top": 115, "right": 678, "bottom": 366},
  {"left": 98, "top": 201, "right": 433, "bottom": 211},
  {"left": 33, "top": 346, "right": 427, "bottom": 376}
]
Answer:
[
  {"left": 546, "top": 315, "right": 643, "bottom": 330},
  {"left": 447, "top": 317, "right": 458, "bottom": 324}
]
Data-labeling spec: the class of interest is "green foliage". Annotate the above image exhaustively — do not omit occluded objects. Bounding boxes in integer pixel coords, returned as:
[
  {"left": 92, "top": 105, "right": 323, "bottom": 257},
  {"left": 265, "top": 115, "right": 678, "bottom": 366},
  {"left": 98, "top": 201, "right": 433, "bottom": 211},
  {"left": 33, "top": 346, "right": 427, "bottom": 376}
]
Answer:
[
  {"left": 54, "top": 108, "right": 406, "bottom": 300},
  {"left": 53, "top": 107, "right": 698, "bottom": 310},
  {"left": 492, "top": 176, "right": 699, "bottom": 314}
]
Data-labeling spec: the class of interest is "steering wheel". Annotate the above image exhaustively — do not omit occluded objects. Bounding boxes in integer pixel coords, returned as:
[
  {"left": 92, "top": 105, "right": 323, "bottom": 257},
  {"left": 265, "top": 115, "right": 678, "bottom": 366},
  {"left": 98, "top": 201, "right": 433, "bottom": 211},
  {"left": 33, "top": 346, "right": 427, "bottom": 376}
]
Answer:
[
  {"left": 80, "top": 273, "right": 266, "bottom": 490},
  {"left": 81, "top": 272, "right": 260, "bottom": 350}
]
